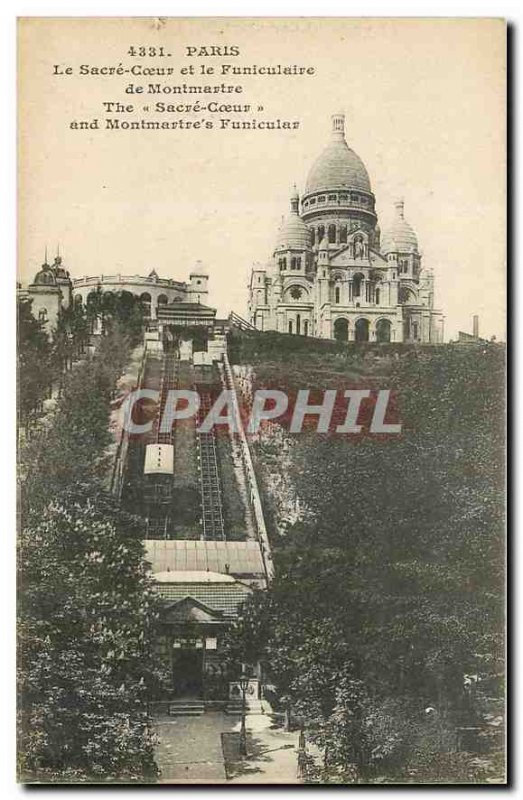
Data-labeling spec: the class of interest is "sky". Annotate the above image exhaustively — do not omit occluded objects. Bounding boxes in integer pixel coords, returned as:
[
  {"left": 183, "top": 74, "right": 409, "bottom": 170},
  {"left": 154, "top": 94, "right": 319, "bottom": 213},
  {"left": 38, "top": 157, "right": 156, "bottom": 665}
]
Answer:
[{"left": 18, "top": 17, "right": 506, "bottom": 341}]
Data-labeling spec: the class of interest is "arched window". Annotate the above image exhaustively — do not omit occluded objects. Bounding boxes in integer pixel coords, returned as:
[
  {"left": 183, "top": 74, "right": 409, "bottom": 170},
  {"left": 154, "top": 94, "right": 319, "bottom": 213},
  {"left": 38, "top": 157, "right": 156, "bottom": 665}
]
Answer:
[
  {"left": 340, "top": 225, "right": 347, "bottom": 244},
  {"left": 157, "top": 294, "right": 168, "bottom": 305},
  {"left": 311, "top": 228, "right": 316, "bottom": 246},
  {"left": 140, "top": 292, "right": 152, "bottom": 317},
  {"left": 38, "top": 308, "right": 48, "bottom": 323},
  {"left": 318, "top": 225, "right": 325, "bottom": 242},
  {"left": 288, "top": 320, "right": 293, "bottom": 334},
  {"left": 291, "top": 257, "right": 296, "bottom": 270},
  {"left": 296, "top": 314, "right": 301, "bottom": 335},
  {"left": 355, "top": 318, "right": 370, "bottom": 342},
  {"left": 74, "top": 294, "right": 82, "bottom": 306},
  {"left": 335, "top": 286, "right": 341, "bottom": 304},
  {"left": 328, "top": 224, "right": 336, "bottom": 243},
  {"left": 334, "top": 317, "right": 349, "bottom": 342},
  {"left": 375, "top": 288, "right": 380, "bottom": 305},
  {"left": 297, "top": 257, "right": 302, "bottom": 269},
  {"left": 352, "top": 274, "right": 363, "bottom": 297},
  {"left": 304, "top": 320, "right": 309, "bottom": 336},
  {"left": 376, "top": 318, "right": 391, "bottom": 343}
]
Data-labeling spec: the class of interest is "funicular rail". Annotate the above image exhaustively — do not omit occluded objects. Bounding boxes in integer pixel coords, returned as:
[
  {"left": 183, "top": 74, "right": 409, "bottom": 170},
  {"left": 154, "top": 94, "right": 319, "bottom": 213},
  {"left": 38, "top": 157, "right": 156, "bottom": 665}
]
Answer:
[{"left": 196, "top": 390, "right": 225, "bottom": 541}]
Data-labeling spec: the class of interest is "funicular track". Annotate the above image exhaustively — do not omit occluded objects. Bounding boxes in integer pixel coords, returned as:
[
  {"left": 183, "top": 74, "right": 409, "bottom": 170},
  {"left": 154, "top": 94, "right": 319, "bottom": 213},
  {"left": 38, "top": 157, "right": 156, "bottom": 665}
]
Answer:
[
  {"left": 196, "top": 389, "right": 225, "bottom": 541},
  {"left": 144, "top": 349, "right": 178, "bottom": 540}
]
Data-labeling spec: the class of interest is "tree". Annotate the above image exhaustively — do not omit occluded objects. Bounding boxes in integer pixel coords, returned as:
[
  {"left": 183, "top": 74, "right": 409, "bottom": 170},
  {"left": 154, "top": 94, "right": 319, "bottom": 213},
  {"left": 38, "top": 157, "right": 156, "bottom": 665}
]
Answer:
[
  {"left": 18, "top": 299, "right": 52, "bottom": 432},
  {"left": 18, "top": 494, "right": 162, "bottom": 782},
  {"left": 18, "top": 322, "right": 160, "bottom": 781},
  {"left": 229, "top": 342, "right": 505, "bottom": 783}
]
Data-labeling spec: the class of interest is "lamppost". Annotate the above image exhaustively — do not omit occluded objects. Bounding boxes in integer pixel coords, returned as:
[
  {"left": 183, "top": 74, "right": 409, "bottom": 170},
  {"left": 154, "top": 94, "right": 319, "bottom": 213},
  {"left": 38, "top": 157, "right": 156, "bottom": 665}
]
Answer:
[{"left": 239, "top": 666, "right": 249, "bottom": 756}]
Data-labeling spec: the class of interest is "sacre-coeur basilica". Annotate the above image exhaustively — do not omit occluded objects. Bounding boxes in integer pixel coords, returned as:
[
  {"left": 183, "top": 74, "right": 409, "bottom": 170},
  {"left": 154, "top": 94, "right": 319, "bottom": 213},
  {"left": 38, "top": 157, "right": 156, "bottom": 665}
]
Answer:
[{"left": 248, "top": 114, "right": 444, "bottom": 343}]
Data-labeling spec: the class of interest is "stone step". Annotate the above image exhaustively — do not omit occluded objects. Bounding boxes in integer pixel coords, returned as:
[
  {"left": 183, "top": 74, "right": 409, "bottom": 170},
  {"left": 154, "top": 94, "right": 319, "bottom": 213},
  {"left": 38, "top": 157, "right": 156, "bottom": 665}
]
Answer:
[
  {"left": 168, "top": 701, "right": 205, "bottom": 717},
  {"left": 225, "top": 700, "right": 266, "bottom": 715}
]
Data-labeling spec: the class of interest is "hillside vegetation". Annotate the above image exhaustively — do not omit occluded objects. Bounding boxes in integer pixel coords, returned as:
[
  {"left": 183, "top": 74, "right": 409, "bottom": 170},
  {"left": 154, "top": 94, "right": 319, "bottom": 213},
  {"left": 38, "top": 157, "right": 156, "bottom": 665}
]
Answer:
[{"left": 227, "top": 331, "right": 505, "bottom": 784}]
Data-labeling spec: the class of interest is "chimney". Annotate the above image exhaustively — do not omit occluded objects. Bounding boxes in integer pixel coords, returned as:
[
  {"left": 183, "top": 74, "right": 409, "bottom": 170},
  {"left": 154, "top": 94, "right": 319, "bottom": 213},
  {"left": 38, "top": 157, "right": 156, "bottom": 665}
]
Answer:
[{"left": 473, "top": 315, "right": 479, "bottom": 339}]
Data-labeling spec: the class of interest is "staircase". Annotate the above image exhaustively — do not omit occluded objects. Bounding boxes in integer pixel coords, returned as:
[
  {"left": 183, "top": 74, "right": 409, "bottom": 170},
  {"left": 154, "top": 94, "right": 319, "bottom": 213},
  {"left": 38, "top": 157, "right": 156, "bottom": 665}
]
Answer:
[
  {"left": 168, "top": 699, "right": 205, "bottom": 717},
  {"left": 225, "top": 699, "right": 266, "bottom": 715},
  {"left": 228, "top": 311, "right": 256, "bottom": 331}
]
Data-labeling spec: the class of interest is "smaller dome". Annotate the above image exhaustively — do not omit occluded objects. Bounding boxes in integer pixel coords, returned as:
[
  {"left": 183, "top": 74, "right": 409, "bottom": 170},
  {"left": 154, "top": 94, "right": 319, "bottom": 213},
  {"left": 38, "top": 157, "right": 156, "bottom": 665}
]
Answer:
[
  {"left": 381, "top": 200, "right": 418, "bottom": 254},
  {"left": 32, "top": 263, "right": 57, "bottom": 286},
  {"left": 275, "top": 192, "right": 310, "bottom": 251}
]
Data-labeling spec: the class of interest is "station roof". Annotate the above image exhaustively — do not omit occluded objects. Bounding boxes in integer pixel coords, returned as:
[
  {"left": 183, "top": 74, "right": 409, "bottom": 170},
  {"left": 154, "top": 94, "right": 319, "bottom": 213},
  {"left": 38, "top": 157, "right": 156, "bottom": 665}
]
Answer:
[
  {"left": 144, "top": 539, "right": 266, "bottom": 579},
  {"left": 156, "top": 580, "right": 252, "bottom": 619}
]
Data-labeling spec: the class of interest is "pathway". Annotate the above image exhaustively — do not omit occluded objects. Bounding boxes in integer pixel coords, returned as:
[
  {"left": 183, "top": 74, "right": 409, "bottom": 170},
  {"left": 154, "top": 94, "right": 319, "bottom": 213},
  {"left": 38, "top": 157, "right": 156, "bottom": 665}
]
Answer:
[{"left": 153, "top": 711, "right": 300, "bottom": 784}]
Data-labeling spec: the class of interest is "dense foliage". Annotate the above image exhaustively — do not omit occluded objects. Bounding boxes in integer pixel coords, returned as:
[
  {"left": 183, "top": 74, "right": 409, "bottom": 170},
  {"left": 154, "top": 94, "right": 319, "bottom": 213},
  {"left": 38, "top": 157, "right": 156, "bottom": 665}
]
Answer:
[
  {"left": 227, "top": 341, "right": 505, "bottom": 784},
  {"left": 18, "top": 300, "right": 53, "bottom": 432},
  {"left": 18, "top": 292, "right": 145, "bottom": 434},
  {"left": 18, "top": 312, "right": 161, "bottom": 782}
]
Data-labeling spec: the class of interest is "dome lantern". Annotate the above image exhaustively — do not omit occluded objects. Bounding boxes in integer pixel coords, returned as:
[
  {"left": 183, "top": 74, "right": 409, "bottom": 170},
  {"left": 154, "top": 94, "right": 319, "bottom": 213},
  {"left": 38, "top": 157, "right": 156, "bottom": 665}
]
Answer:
[{"left": 331, "top": 112, "right": 346, "bottom": 141}]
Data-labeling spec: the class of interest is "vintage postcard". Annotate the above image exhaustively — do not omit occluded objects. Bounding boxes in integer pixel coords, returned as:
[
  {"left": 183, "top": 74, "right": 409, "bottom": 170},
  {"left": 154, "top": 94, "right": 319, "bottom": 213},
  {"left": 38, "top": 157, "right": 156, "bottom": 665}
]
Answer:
[{"left": 17, "top": 17, "right": 506, "bottom": 784}]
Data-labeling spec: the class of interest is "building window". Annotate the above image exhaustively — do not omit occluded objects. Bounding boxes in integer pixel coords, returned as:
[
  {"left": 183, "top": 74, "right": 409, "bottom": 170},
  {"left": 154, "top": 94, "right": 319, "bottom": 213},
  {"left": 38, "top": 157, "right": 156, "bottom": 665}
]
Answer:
[
  {"left": 297, "top": 257, "right": 302, "bottom": 269},
  {"left": 38, "top": 308, "right": 48, "bottom": 323},
  {"left": 296, "top": 314, "right": 301, "bottom": 335},
  {"left": 335, "top": 286, "right": 341, "bottom": 304},
  {"left": 328, "top": 224, "right": 336, "bottom": 243},
  {"left": 318, "top": 225, "right": 325, "bottom": 242},
  {"left": 318, "top": 196, "right": 326, "bottom": 203},
  {"left": 328, "top": 194, "right": 337, "bottom": 201},
  {"left": 304, "top": 320, "right": 309, "bottom": 336},
  {"left": 375, "top": 288, "right": 380, "bottom": 305},
  {"left": 288, "top": 320, "right": 293, "bottom": 334},
  {"left": 311, "top": 228, "right": 316, "bottom": 245},
  {"left": 291, "top": 257, "right": 296, "bottom": 269},
  {"left": 340, "top": 225, "right": 347, "bottom": 244}
]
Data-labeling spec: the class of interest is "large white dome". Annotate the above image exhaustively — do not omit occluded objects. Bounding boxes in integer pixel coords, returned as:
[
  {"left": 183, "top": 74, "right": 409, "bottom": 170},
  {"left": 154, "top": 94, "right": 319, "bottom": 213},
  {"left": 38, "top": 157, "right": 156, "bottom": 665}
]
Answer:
[{"left": 304, "top": 114, "right": 372, "bottom": 195}]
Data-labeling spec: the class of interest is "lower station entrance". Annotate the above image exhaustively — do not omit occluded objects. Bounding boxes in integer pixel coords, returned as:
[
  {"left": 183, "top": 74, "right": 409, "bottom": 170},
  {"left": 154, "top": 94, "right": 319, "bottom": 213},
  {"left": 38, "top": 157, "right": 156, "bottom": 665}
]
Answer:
[{"left": 172, "top": 648, "right": 204, "bottom": 698}]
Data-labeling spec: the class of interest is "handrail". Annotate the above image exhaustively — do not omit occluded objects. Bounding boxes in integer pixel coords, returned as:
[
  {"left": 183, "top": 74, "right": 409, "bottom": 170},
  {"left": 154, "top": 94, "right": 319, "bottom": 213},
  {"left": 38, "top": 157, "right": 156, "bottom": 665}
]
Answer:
[{"left": 222, "top": 348, "right": 274, "bottom": 582}]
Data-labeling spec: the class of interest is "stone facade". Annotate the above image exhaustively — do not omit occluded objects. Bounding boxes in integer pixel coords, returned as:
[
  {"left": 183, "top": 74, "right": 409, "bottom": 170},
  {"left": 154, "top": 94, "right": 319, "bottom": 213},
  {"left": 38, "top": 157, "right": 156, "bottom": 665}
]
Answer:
[
  {"left": 248, "top": 114, "right": 444, "bottom": 343},
  {"left": 72, "top": 262, "right": 209, "bottom": 320},
  {"left": 19, "top": 257, "right": 212, "bottom": 331}
]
